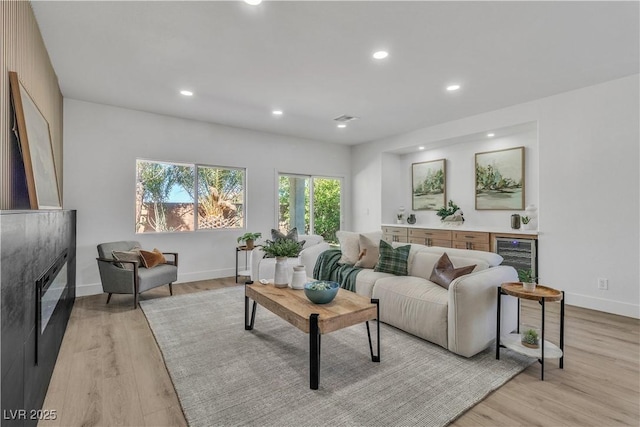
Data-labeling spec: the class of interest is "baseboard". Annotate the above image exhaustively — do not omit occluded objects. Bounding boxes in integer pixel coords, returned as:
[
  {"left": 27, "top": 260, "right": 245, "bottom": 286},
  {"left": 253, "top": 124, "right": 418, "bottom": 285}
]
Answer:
[
  {"left": 75, "top": 268, "right": 236, "bottom": 297},
  {"left": 566, "top": 291, "right": 639, "bottom": 319}
]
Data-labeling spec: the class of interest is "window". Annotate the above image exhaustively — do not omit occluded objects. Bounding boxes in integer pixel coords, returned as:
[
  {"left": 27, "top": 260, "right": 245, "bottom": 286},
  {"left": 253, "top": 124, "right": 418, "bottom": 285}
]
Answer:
[
  {"left": 136, "top": 160, "right": 245, "bottom": 233},
  {"left": 278, "top": 174, "right": 341, "bottom": 243}
]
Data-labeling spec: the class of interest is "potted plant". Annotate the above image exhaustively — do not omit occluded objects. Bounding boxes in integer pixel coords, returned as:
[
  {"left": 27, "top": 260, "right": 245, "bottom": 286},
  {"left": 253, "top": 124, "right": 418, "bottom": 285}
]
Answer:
[
  {"left": 261, "top": 238, "right": 303, "bottom": 258},
  {"left": 518, "top": 268, "right": 537, "bottom": 291},
  {"left": 261, "top": 239, "right": 304, "bottom": 288},
  {"left": 237, "top": 232, "right": 262, "bottom": 250},
  {"left": 436, "top": 200, "right": 464, "bottom": 223},
  {"left": 521, "top": 328, "right": 540, "bottom": 348}
]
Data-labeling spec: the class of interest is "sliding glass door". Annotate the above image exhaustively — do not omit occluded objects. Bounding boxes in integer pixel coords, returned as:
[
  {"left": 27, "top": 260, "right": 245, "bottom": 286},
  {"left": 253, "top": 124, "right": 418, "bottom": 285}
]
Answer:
[{"left": 278, "top": 174, "right": 342, "bottom": 243}]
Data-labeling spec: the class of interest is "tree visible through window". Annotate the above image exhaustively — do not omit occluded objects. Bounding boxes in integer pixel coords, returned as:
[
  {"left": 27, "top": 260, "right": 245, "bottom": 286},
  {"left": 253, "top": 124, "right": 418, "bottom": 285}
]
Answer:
[{"left": 136, "top": 160, "right": 245, "bottom": 233}]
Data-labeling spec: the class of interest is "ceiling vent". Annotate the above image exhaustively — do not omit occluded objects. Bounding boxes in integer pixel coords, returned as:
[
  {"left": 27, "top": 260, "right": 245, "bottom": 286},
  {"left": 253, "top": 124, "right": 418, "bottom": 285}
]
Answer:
[{"left": 333, "top": 114, "right": 359, "bottom": 123}]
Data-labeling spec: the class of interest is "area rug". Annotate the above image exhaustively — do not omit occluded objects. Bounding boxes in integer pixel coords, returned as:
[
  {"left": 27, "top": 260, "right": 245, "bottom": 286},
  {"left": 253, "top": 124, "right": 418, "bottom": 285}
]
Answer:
[{"left": 140, "top": 286, "right": 531, "bottom": 427}]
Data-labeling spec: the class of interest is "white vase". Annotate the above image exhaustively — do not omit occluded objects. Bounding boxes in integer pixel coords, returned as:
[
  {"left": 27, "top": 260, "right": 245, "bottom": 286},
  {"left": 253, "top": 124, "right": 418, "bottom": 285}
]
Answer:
[
  {"left": 290, "top": 265, "right": 307, "bottom": 289},
  {"left": 274, "top": 257, "right": 288, "bottom": 288}
]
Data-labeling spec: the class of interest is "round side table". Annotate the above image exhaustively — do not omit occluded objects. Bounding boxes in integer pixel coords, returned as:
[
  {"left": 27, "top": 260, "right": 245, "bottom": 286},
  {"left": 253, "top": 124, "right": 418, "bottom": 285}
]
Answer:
[{"left": 496, "top": 282, "right": 565, "bottom": 380}]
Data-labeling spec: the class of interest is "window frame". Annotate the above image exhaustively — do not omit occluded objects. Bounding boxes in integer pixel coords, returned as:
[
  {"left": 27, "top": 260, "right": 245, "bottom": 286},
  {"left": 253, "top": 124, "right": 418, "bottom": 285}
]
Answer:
[{"left": 135, "top": 158, "right": 247, "bottom": 234}]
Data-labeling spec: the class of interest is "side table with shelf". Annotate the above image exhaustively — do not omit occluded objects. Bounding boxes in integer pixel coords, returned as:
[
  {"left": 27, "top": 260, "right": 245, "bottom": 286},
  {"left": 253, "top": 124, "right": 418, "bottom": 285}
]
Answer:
[
  {"left": 496, "top": 282, "right": 565, "bottom": 380},
  {"left": 236, "top": 246, "right": 253, "bottom": 283}
]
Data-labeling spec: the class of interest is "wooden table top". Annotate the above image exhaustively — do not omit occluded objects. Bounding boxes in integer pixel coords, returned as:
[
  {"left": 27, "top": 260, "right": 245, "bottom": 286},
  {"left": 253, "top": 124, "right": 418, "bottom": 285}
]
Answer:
[
  {"left": 501, "top": 282, "right": 563, "bottom": 302},
  {"left": 245, "top": 283, "right": 377, "bottom": 334}
]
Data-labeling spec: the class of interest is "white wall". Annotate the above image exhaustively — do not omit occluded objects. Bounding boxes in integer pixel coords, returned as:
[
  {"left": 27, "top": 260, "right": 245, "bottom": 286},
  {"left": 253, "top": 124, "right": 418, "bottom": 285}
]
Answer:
[
  {"left": 64, "top": 99, "right": 351, "bottom": 296},
  {"left": 381, "top": 123, "right": 538, "bottom": 228},
  {"left": 352, "top": 74, "right": 640, "bottom": 318}
]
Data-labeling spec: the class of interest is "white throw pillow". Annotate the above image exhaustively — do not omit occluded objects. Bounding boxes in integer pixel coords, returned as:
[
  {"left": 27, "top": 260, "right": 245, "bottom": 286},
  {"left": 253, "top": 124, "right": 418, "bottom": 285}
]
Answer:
[{"left": 336, "top": 231, "right": 360, "bottom": 264}]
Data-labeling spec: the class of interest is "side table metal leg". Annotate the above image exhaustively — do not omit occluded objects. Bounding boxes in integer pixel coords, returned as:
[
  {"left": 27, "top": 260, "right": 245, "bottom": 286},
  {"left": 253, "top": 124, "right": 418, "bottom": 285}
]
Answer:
[
  {"left": 541, "top": 298, "right": 545, "bottom": 381},
  {"left": 310, "top": 313, "right": 320, "bottom": 390},
  {"left": 235, "top": 248, "right": 239, "bottom": 283},
  {"left": 560, "top": 291, "right": 565, "bottom": 369},
  {"left": 496, "top": 287, "right": 502, "bottom": 359}
]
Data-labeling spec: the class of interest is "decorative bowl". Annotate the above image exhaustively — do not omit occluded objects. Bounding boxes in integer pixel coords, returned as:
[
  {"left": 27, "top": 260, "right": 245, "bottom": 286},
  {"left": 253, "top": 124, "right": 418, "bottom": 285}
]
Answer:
[{"left": 303, "top": 281, "right": 340, "bottom": 304}]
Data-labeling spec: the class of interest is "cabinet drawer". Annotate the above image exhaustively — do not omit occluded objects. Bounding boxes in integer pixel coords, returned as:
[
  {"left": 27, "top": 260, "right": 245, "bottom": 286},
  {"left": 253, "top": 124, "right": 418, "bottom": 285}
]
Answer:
[
  {"left": 408, "top": 236, "right": 452, "bottom": 248},
  {"left": 382, "top": 226, "right": 408, "bottom": 236},
  {"left": 452, "top": 231, "right": 490, "bottom": 244},
  {"left": 453, "top": 241, "right": 490, "bottom": 252},
  {"left": 409, "top": 228, "right": 452, "bottom": 241},
  {"left": 384, "top": 235, "right": 409, "bottom": 244}
]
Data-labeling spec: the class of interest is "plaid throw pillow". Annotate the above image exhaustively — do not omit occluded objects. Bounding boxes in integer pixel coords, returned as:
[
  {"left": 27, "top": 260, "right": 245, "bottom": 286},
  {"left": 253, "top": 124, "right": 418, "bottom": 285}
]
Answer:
[{"left": 374, "top": 240, "right": 410, "bottom": 276}]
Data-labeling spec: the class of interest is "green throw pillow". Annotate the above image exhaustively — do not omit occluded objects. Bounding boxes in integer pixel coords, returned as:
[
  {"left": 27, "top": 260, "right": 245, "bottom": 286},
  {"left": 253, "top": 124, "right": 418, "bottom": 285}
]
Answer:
[{"left": 374, "top": 240, "right": 410, "bottom": 276}]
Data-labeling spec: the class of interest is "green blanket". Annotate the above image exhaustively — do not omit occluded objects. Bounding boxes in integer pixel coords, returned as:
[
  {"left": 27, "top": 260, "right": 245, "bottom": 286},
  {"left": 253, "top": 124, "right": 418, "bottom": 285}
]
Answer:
[{"left": 312, "top": 249, "right": 362, "bottom": 292}]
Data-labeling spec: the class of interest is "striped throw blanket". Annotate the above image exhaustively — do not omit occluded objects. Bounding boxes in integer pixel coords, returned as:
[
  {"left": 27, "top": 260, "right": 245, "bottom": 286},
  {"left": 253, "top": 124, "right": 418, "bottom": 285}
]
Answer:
[{"left": 312, "top": 249, "right": 362, "bottom": 292}]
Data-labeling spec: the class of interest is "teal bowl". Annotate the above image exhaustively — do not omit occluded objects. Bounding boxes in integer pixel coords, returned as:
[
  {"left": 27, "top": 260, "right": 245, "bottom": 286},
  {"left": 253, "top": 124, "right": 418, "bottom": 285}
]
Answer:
[{"left": 303, "top": 281, "right": 340, "bottom": 304}]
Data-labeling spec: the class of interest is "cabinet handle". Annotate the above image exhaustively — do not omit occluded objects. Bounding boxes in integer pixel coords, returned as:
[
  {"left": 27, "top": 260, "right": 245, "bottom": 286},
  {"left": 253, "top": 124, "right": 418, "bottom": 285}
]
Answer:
[
  {"left": 466, "top": 242, "right": 472, "bottom": 250},
  {"left": 425, "top": 237, "right": 432, "bottom": 246},
  {"left": 393, "top": 236, "right": 399, "bottom": 242},
  {"left": 465, "top": 235, "right": 475, "bottom": 239}
]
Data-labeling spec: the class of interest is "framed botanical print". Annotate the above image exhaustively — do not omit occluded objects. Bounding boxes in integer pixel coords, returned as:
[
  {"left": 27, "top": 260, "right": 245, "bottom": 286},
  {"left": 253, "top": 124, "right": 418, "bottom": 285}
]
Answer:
[
  {"left": 475, "top": 146, "right": 524, "bottom": 210},
  {"left": 412, "top": 159, "right": 446, "bottom": 210}
]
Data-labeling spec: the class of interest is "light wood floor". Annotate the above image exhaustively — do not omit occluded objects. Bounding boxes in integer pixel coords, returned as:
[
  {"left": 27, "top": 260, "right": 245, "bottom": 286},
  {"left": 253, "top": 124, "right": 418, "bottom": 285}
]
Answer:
[{"left": 40, "top": 278, "right": 639, "bottom": 427}]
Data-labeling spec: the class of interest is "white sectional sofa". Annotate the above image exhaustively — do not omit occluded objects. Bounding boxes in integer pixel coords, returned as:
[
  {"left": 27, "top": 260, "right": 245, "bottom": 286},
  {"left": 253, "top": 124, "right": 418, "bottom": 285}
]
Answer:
[{"left": 303, "top": 241, "right": 518, "bottom": 357}]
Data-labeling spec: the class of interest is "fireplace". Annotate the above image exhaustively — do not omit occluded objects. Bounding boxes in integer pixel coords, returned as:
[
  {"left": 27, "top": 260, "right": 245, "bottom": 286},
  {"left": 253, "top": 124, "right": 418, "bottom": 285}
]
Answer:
[{"left": 35, "top": 250, "right": 69, "bottom": 365}]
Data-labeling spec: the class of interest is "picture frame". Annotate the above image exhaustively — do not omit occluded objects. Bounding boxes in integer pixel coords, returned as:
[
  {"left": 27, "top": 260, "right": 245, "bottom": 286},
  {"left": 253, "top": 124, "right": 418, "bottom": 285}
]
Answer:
[
  {"left": 475, "top": 146, "right": 525, "bottom": 210},
  {"left": 412, "top": 159, "right": 446, "bottom": 210},
  {"left": 9, "top": 71, "right": 61, "bottom": 209}
]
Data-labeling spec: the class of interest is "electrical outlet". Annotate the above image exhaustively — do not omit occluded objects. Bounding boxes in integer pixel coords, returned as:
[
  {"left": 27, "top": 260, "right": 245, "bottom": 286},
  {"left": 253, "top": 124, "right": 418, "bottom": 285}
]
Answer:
[{"left": 597, "top": 278, "right": 609, "bottom": 290}]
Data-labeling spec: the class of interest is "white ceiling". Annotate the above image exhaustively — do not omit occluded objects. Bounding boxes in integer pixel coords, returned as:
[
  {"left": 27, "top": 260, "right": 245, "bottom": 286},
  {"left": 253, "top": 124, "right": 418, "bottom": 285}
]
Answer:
[{"left": 32, "top": 1, "right": 639, "bottom": 145}]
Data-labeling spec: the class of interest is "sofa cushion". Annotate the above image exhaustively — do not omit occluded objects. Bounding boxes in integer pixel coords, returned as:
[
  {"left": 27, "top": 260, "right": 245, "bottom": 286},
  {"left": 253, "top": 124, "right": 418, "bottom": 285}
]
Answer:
[
  {"left": 139, "top": 248, "right": 166, "bottom": 268},
  {"left": 372, "top": 277, "right": 449, "bottom": 349},
  {"left": 138, "top": 264, "right": 178, "bottom": 292},
  {"left": 429, "top": 252, "right": 476, "bottom": 289},
  {"left": 375, "top": 240, "right": 410, "bottom": 276},
  {"left": 354, "top": 234, "right": 380, "bottom": 269},
  {"left": 409, "top": 251, "right": 489, "bottom": 281},
  {"left": 336, "top": 231, "right": 360, "bottom": 265},
  {"left": 354, "top": 269, "right": 395, "bottom": 297},
  {"left": 112, "top": 250, "right": 141, "bottom": 270},
  {"left": 336, "top": 230, "right": 382, "bottom": 265}
]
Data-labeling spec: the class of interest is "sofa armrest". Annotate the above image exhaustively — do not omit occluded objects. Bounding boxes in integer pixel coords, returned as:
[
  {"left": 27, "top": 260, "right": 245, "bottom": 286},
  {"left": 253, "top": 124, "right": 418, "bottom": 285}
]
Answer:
[
  {"left": 447, "top": 265, "right": 519, "bottom": 357},
  {"left": 300, "top": 242, "right": 331, "bottom": 278}
]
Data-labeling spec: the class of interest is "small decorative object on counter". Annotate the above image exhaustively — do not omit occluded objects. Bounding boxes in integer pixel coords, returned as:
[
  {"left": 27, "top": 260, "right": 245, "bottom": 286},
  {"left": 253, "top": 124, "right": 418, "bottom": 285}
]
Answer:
[
  {"left": 511, "top": 214, "right": 521, "bottom": 229},
  {"left": 436, "top": 200, "right": 464, "bottom": 223},
  {"left": 521, "top": 329, "right": 540, "bottom": 348},
  {"left": 523, "top": 204, "right": 538, "bottom": 230},
  {"left": 396, "top": 206, "right": 405, "bottom": 224},
  {"left": 407, "top": 214, "right": 416, "bottom": 224}
]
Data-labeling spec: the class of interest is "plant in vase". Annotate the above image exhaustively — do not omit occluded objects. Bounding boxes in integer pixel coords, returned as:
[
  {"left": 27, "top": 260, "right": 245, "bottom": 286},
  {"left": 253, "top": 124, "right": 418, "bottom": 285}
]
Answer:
[
  {"left": 436, "top": 200, "right": 464, "bottom": 223},
  {"left": 518, "top": 268, "right": 537, "bottom": 291},
  {"left": 521, "top": 329, "right": 540, "bottom": 348},
  {"left": 261, "top": 239, "right": 304, "bottom": 288},
  {"left": 237, "top": 232, "right": 262, "bottom": 250}
]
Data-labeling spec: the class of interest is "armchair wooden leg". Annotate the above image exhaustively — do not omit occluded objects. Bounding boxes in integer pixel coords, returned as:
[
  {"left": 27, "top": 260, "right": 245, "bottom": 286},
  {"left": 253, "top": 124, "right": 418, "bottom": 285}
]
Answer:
[
  {"left": 134, "top": 293, "right": 138, "bottom": 309},
  {"left": 169, "top": 283, "right": 173, "bottom": 296},
  {"left": 106, "top": 293, "right": 112, "bottom": 304}
]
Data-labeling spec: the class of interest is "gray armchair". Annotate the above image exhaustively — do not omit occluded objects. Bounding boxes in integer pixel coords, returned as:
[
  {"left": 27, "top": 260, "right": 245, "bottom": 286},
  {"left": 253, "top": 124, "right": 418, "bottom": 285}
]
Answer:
[{"left": 96, "top": 241, "right": 178, "bottom": 308}]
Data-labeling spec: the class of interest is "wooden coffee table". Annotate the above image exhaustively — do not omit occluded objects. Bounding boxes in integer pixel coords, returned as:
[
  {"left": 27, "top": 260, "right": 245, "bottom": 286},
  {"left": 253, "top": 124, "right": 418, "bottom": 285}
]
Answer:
[{"left": 244, "top": 282, "right": 380, "bottom": 390}]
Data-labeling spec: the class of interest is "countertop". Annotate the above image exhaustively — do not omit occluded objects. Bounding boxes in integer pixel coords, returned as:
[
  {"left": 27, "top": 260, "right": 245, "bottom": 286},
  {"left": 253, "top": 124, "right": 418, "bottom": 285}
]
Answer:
[{"left": 381, "top": 223, "right": 538, "bottom": 235}]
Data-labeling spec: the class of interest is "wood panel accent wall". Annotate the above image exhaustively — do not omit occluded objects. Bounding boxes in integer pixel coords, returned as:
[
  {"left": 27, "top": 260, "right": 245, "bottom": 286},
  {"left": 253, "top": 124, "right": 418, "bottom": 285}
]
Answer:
[{"left": 1, "top": 0, "right": 63, "bottom": 209}]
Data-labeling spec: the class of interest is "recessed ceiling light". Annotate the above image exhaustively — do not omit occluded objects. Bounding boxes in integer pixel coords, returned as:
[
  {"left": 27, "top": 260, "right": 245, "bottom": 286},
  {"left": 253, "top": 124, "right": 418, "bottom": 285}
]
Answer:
[
  {"left": 373, "top": 50, "right": 389, "bottom": 60},
  {"left": 446, "top": 84, "right": 461, "bottom": 91},
  {"left": 272, "top": 110, "right": 283, "bottom": 115},
  {"left": 180, "top": 90, "right": 193, "bottom": 96},
  {"left": 487, "top": 133, "right": 495, "bottom": 137},
  {"left": 244, "top": 0, "right": 262, "bottom": 5},
  {"left": 418, "top": 146, "right": 425, "bottom": 150},
  {"left": 337, "top": 124, "right": 347, "bottom": 128}
]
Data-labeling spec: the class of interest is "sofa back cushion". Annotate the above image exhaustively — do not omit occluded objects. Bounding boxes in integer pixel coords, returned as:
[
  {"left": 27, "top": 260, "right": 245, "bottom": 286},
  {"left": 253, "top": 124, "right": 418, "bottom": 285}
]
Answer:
[
  {"left": 409, "top": 250, "right": 491, "bottom": 280},
  {"left": 299, "top": 234, "right": 324, "bottom": 249}
]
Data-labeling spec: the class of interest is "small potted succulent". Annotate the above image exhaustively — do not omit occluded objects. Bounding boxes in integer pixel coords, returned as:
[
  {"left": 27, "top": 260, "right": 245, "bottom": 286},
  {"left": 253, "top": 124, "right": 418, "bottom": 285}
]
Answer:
[
  {"left": 518, "top": 269, "right": 537, "bottom": 292},
  {"left": 521, "top": 329, "right": 540, "bottom": 348},
  {"left": 237, "top": 232, "right": 262, "bottom": 250}
]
